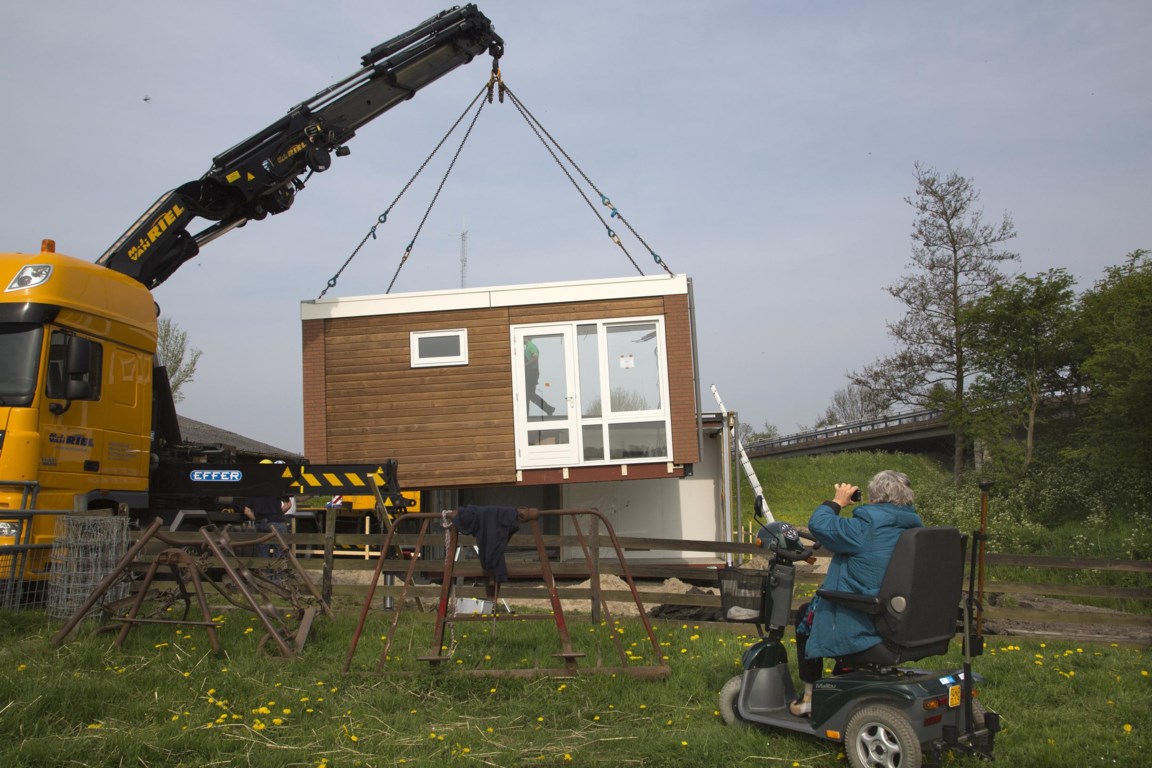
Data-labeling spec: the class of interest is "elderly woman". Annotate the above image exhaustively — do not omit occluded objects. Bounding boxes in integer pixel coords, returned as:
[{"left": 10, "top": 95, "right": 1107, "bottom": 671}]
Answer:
[{"left": 789, "top": 470, "right": 923, "bottom": 717}]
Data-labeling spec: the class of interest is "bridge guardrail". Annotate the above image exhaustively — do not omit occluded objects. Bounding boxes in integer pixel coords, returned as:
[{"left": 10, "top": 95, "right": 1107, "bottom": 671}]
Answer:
[{"left": 747, "top": 408, "right": 945, "bottom": 454}]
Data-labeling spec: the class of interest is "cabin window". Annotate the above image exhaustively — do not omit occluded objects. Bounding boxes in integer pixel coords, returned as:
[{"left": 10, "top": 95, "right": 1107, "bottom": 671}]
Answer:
[
  {"left": 410, "top": 329, "right": 468, "bottom": 368},
  {"left": 512, "top": 317, "right": 671, "bottom": 469}
]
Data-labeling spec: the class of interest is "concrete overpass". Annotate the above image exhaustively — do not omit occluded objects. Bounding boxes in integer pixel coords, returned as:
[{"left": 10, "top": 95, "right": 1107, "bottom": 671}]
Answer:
[{"left": 746, "top": 409, "right": 954, "bottom": 459}]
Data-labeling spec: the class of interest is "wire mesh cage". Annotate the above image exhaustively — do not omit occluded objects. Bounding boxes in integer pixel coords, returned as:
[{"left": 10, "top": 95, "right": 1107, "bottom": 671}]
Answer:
[
  {"left": 0, "top": 546, "right": 24, "bottom": 610},
  {"left": 717, "top": 566, "right": 768, "bottom": 623},
  {"left": 46, "top": 515, "right": 132, "bottom": 620}
]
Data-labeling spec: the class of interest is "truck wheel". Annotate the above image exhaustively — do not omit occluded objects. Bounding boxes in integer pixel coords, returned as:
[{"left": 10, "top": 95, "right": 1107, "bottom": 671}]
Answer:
[
  {"left": 845, "top": 703, "right": 922, "bottom": 768},
  {"left": 718, "top": 675, "right": 746, "bottom": 726}
]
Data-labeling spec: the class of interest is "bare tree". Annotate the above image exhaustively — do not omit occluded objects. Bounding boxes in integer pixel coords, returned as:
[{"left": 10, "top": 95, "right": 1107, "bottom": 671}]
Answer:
[
  {"left": 853, "top": 163, "right": 1018, "bottom": 481},
  {"left": 814, "top": 384, "right": 887, "bottom": 429},
  {"left": 157, "top": 317, "right": 202, "bottom": 404}
]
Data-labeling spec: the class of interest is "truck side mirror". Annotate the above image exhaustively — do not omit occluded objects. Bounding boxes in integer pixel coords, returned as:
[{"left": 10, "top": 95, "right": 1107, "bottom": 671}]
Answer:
[
  {"left": 49, "top": 336, "right": 94, "bottom": 413},
  {"left": 65, "top": 337, "right": 91, "bottom": 375}
]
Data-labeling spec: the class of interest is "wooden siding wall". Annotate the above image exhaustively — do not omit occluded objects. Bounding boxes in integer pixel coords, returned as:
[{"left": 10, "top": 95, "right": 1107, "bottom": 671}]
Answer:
[{"left": 301, "top": 292, "right": 699, "bottom": 489}]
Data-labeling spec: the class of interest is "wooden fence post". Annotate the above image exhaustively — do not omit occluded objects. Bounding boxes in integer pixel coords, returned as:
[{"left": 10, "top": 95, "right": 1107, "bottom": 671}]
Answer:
[{"left": 323, "top": 506, "right": 337, "bottom": 603}]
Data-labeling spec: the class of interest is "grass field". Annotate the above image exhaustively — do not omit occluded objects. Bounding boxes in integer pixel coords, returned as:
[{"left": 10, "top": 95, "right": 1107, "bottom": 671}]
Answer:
[
  {"left": 1, "top": 604, "right": 1149, "bottom": 767},
  {"left": 1, "top": 450, "right": 1147, "bottom": 766}
]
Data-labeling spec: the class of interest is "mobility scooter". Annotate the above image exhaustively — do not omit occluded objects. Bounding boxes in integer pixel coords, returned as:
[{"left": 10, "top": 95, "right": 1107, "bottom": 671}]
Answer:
[{"left": 718, "top": 519, "right": 1000, "bottom": 768}]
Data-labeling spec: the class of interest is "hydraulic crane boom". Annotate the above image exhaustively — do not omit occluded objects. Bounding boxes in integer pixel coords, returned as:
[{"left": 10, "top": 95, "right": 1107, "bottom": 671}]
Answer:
[{"left": 97, "top": 4, "right": 503, "bottom": 289}]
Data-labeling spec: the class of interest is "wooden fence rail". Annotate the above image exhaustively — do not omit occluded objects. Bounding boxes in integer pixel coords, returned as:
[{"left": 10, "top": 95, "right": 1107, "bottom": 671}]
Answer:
[{"left": 128, "top": 528, "right": 1152, "bottom": 645}]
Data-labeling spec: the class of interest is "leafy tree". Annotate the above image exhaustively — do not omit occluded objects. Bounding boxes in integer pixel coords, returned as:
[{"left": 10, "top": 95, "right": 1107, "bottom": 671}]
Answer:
[
  {"left": 157, "top": 317, "right": 202, "bottom": 404},
  {"left": 964, "top": 269, "right": 1081, "bottom": 474},
  {"left": 1074, "top": 249, "right": 1152, "bottom": 468},
  {"left": 813, "top": 383, "right": 888, "bottom": 429},
  {"left": 853, "top": 163, "right": 1018, "bottom": 482}
]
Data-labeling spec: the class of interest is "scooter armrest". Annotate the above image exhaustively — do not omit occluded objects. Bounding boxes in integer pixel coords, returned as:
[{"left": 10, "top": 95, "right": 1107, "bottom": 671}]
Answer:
[{"left": 816, "top": 589, "right": 882, "bottom": 615}]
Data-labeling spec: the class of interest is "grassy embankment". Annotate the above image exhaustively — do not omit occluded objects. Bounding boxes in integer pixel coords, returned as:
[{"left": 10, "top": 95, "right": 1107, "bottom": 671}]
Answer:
[{"left": 744, "top": 451, "right": 1152, "bottom": 613}]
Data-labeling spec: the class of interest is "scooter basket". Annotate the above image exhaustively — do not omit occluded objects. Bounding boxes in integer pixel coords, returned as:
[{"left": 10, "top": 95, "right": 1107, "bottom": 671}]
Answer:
[{"left": 718, "top": 567, "right": 769, "bottom": 623}]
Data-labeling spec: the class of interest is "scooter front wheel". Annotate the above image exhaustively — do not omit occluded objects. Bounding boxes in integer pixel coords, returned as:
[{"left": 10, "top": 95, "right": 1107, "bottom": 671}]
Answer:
[
  {"left": 718, "top": 675, "right": 747, "bottom": 726},
  {"left": 845, "top": 703, "right": 922, "bottom": 768}
]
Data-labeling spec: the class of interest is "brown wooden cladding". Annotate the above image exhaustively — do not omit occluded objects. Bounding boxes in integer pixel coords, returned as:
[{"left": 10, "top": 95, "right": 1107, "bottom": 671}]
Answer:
[{"left": 302, "top": 293, "right": 699, "bottom": 488}]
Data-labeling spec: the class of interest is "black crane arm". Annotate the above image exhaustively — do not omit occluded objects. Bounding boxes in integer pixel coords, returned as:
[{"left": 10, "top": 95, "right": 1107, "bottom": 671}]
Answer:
[{"left": 97, "top": 4, "right": 503, "bottom": 289}]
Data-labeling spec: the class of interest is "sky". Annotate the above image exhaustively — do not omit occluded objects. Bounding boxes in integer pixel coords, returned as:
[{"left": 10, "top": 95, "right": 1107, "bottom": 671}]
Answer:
[{"left": 3, "top": 1, "right": 1149, "bottom": 453}]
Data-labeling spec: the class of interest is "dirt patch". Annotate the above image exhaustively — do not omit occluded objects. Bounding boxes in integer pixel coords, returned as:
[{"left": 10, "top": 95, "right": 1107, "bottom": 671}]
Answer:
[
  {"left": 981, "top": 593, "right": 1152, "bottom": 645},
  {"left": 505, "top": 574, "right": 713, "bottom": 619}
]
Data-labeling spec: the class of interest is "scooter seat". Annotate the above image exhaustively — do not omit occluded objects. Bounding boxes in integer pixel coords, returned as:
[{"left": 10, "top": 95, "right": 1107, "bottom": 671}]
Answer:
[{"left": 819, "top": 527, "right": 964, "bottom": 666}]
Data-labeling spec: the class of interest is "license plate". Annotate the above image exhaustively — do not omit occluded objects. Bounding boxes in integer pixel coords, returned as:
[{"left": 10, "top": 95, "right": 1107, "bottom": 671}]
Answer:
[{"left": 948, "top": 685, "right": 962, "bottom": 708}]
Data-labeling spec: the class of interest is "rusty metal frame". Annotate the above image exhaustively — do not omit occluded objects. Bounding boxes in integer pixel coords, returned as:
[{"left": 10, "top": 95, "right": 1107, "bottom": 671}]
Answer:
[
  {"left": 53, "top": 518, "right": 331, "bottom": 658},
  {"left": 344, "top": 507, "right": 670, "bottom": 679}
]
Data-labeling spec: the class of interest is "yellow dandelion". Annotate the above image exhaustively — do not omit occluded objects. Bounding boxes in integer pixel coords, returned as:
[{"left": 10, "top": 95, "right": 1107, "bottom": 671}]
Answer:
[
  {"left": 1124, "top": 724, "right": 1133, "bottom": 734},
  {"left": 87, "top": 723, "right": 103, "bottom": 729}
]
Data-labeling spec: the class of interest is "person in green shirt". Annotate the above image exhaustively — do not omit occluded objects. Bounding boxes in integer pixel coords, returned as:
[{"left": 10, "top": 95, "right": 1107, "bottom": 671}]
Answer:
[{"left": 524, "top": 338, "right": 555, "bottom": 416}]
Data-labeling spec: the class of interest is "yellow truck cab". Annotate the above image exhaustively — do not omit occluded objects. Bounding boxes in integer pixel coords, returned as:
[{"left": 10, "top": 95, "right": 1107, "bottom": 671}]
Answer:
[{"left": 0, "top": 240, "right": 156, "bottom": 575}]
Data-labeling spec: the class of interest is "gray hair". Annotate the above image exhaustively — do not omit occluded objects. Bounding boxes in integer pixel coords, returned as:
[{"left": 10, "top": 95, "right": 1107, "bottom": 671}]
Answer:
[{"left": 868, "top": 470, "right": 915, "bottom": 506}]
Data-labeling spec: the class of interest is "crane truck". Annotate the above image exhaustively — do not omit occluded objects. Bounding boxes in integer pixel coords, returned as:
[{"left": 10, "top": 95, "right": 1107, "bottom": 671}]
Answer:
[{"left": 0, "top": 5, "right": 504, "bottom": 584}]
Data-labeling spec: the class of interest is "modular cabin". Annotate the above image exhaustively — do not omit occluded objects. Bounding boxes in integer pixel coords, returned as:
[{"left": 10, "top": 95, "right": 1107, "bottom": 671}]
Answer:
[{"left": 299, "top": 274, "right": 732, "bottom": 564}]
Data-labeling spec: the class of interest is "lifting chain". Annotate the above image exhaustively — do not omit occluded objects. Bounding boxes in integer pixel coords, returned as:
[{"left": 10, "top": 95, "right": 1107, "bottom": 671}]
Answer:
[
  {"left": 316, "top": 85, "right": 491, "bottom": 300},
  {"left": 316, "top": 73, "right": 672, "bottom": 300},
  {"left": 502, "top": 84, "right": 674, "bottom": 278}
]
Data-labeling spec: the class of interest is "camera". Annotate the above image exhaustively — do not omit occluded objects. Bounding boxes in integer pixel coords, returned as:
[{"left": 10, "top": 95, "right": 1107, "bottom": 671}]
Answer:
[{"left": 850, "top": 488, "right": 862, "bottom": 503}]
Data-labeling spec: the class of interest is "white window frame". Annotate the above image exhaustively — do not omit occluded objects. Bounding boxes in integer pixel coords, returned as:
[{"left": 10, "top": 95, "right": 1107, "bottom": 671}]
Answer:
[
  {"left": 410, "top": 328, "right": 469, "bottom": 368},
  {"left": 512, "top": 316, "right": 672, "bottom": 470}
]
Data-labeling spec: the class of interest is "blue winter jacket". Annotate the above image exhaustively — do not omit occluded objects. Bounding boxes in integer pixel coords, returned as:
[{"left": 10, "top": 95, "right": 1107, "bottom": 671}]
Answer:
[{"left": 803, "top": 500, "right": 923, "bottom": 660}]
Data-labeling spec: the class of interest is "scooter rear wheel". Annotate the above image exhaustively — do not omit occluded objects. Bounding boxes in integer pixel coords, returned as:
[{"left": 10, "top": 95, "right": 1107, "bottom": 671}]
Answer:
[
  {"left": 718, "top": 675, "right": 747, "bottom": 726},
  {"left": 844, "top": 703, "right": 921, "bottom": 768}
]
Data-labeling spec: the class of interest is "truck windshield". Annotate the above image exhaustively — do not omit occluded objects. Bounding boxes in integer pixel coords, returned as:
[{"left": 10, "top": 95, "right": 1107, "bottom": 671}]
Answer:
[{"left": 0, "top": 324, "right": 43, "bottom": 406}]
